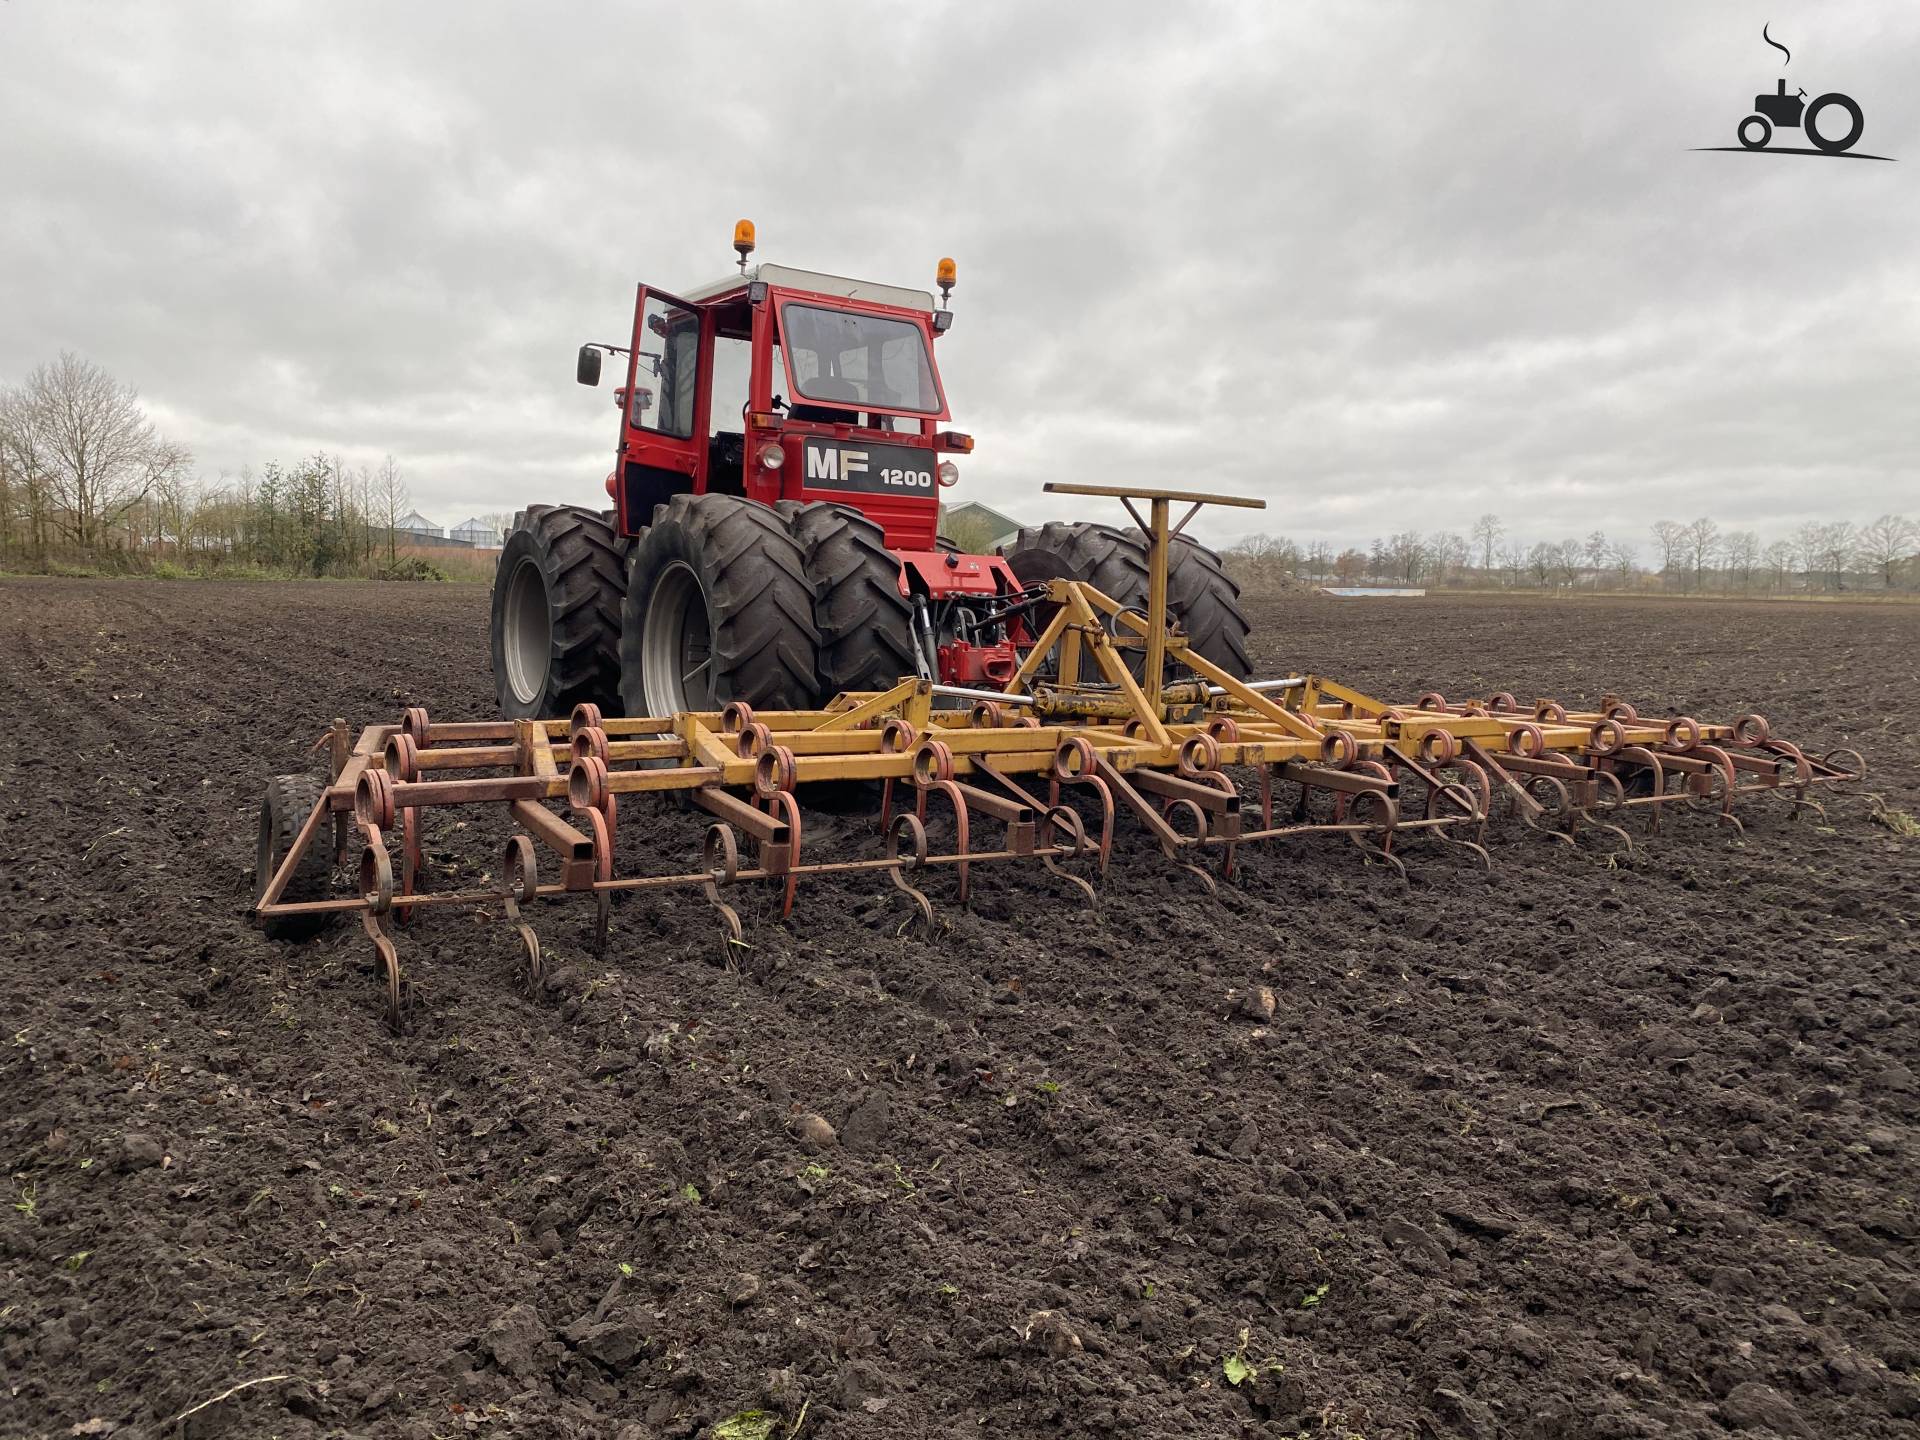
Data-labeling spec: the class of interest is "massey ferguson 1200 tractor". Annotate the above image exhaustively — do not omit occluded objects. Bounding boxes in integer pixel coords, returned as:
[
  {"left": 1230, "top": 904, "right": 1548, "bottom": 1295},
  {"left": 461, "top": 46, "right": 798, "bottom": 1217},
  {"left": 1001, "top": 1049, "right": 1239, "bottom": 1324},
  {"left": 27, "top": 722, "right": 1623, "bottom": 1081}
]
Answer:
[
  {"left": 250, "top": 222, "right": 1865, "bottom": 1031},
  {"left": 489, "top": 221, "right": 1251, "bottom": 721}
]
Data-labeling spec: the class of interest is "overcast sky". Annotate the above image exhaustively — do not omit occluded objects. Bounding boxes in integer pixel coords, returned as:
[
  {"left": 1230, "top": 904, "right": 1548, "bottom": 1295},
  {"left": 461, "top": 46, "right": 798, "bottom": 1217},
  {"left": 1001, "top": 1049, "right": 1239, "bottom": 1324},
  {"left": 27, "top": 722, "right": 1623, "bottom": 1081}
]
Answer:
[{"left": 2, "top": 1, "right": 1914, "bottom": 554}]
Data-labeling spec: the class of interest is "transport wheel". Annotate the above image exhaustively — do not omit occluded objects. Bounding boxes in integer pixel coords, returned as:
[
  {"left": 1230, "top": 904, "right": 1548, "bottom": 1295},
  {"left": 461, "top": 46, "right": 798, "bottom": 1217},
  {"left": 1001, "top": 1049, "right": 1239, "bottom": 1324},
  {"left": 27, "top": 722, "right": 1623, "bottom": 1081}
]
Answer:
[
  {"left": 783, "top": 501, "right": 919, "bottom": 700},
  {"left": 1166, "top": 534, "right": 1253, "bottom": 680},
  {"left": 1737, "top": 114, "right": 1771, "bottom": 150},
  {"left": 1001, "top": 522, "right": 1252, "bottom": 681},
  {"left": 1001, "top": 521, "right": 1151, "bottom": 681},
  {"left": 255, "top": 773, "right": 333, "bottom": 937},
  {"left": 491, "top": 504, "right": 627, "bottom": 719},
  {"left": 1804, "top": 93, "right": 1863, "bottom": 154},
  {"left": 620, "top": 494, "right": 820, "bottom": 716}
]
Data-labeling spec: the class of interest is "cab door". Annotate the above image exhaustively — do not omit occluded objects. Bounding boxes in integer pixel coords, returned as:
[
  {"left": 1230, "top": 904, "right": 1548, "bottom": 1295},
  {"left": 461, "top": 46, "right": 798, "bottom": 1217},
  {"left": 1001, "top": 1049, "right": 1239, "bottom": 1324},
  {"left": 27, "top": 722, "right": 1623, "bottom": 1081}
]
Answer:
[{"left": 616, "top": 286, "right": 710, "bottom": 532}]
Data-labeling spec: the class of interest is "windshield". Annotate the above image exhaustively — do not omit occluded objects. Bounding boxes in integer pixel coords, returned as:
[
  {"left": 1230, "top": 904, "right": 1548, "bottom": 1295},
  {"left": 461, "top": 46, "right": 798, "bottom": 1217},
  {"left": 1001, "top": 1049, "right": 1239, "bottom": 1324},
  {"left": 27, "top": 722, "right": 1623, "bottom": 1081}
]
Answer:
[{"left": 779, "top": 303, "right": 942, "bottom": 415}]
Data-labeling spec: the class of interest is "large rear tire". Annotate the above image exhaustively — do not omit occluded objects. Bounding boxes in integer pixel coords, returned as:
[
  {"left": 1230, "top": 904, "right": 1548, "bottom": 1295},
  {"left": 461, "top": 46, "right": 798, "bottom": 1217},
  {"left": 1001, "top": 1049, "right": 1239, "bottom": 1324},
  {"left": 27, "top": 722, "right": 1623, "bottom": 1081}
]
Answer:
[
  {"left": 784, "top": 502, "right": 918, "bottom": 700},
  {"left": 1000, "top": 521, "right": 1252, "bottom": 682},
  {"left": 620, "top": 494, "right": 820, "bottom": 716},
  {"left": 490, "top": 504, "right": 626, "bottom": 718},
  {"left": 1167, "top": 536, "right": 1253, "bottom": 680},
  {"left": 1000, "top": 521, "right": 1151, "bottom": 681}
]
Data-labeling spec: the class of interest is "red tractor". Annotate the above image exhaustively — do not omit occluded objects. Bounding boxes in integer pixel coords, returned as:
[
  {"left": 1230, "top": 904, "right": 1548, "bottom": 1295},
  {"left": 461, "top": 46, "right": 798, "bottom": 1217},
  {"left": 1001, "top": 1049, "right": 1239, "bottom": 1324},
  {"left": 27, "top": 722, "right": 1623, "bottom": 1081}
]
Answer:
[{"left": 489, "top": 222, "right": 1250, "bottom": 720}]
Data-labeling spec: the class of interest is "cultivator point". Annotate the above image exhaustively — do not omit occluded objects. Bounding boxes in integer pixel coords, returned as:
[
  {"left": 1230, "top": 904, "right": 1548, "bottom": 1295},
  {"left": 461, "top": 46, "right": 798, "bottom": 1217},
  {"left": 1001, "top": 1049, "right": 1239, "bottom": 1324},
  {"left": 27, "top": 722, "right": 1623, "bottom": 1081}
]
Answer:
[{"left": 256, "top": 486, "right": 1867, "bottom": 1031}]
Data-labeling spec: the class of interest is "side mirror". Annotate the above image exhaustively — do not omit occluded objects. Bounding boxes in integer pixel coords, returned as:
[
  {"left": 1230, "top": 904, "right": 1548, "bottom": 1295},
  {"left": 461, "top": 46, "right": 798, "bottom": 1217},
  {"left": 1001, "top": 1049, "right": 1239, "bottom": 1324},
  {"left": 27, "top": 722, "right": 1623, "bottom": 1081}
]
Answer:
[{"left": 576, "top": 345, "right": 602, "bottom": 387}]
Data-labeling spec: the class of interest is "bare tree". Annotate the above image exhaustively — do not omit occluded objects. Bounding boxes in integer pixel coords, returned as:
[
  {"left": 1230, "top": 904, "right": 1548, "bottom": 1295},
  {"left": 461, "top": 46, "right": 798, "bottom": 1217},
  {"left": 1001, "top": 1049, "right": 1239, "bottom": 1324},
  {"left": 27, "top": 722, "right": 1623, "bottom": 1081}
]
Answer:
[
  {"left": 1472, "top": 513, "right": 1503, "bottom": 575},
  {"left": 22, "top": 352, "right": 180, "bottom": 549},
  {"left": 153, "top": 462, "right": 198, "bottom": 557},
  {"left": 1608, "top": 539, "right": 1638, "bottom": 587},
  {"left": 1305, "top": 540, "right": 1332, "bottom": 584},
  {"left": 1762, "top": 538, "right": 1796, "bottom": 593},
  {"left": 0, "top": 382, "right": 55, "bottom": 559},
  {"left": 1651, "top": 520, "right": 1686, "bottom": 584},
  {"left": 1792, "top": 520, "right": 1828, "bottom": 589},
  {"left": 1386, "top": 530, "right": 1426, "bottom": 584},
  {"left": 1721, "top": 530, "right": 1760, "bottom": 593},
  {"left": 1525, "top": 541, "right": 1556, "bottom": 588},
  {"left": 1817, "top": 521, "right": 1857, "bottom": 590},
  {"left": 1683, "top": 516, "right": 1720, "bottom": 591},
  {"left": 1583, "top": 529, "right": 1609, "bottom": 576},
  {"left": 376, "top": 455, "right": 408, "bottom": 564},
  {"left": 1857, "top": 513, "right": 1917, "bottom": 590}
]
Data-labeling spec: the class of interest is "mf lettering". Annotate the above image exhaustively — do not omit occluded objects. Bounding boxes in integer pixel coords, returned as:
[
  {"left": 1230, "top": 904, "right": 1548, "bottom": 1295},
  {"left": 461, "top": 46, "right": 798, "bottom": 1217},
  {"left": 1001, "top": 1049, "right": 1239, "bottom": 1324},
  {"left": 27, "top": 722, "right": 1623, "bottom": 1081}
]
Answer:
[{"left": 805, "top": 447, "right": 932, "bottom": 490}]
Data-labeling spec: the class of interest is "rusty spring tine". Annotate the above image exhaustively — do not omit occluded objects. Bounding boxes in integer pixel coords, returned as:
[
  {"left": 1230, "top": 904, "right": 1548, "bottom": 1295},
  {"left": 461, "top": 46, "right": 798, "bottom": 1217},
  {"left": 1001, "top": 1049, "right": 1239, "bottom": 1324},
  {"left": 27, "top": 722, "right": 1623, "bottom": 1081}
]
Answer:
[
  {"left": 1343, "top": 789, "right": 1408, "bottom": 881},
  {"left": 1048, "top": 744, "right": 1114, "bottom": 875},
  {"left": 970, "top": 755, "right": 1099, "bottom": 906},
  {"left": 926, "top": 779, "right": 972, "bottom": 904},
  {"left": 500, "top": 834, "right": 545, "bottom": 996},
  {"left": 1455, "top": 758, "right": 1492, "bottom": 844},
  {"left": 1089, "top": 752, "right": 1214, "bottom": 891},
  {"left": 700, "top": 823, "right": 747, "bottom": 963},
  {"left": 1580, "top": 770, "right": 1635, "bottom": 856},
  {"left": 1202, "top": 772, "right": 1242, "bottom": 883},
  {"left": 884, "top": 811, "right": 936, "bottom": 936},
  {"left": 1038, "top": 805, "right": 1098, "bottom": 908},
  {"left": 755, "top": 789, "right": 803, "bottom": 919},
  {"left": 1464, "top": 740, "right": 1575, "bottom": 847},
  {"left": 357, "top": 844, "right": 408, "bottom": 1036},
  {"left": 569, "top": 806, "right": 605, "bottom": 952},
  {"left": 1160, "top": 796, "right": 1219, "bottom": 895},
  {"left": 1384, "top": 744, "right": 1491, "bottom": 866},
  {"left": 1687, "top": 743, "right": 1745, "bottom": 835},
  {"left": 361, "top": 910, "right": 409, "bottom": 1036}
]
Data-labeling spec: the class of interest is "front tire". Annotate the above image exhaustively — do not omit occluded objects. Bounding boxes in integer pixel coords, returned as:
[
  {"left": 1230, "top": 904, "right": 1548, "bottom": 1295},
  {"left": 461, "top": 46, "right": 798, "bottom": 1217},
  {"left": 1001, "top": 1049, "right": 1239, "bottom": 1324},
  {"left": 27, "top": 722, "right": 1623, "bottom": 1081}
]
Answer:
[
  {"left": 490, "top": 505, "right": 626, "bottom": 718},
  {"left": 620, "top": 494, "right": 820, "bottom": 716},
  {"left": 1738, "top": 114, "right": 1771, "bottom": 150},
  {"left": 784, "top": 502, "right": 918, "bottom": 700}
]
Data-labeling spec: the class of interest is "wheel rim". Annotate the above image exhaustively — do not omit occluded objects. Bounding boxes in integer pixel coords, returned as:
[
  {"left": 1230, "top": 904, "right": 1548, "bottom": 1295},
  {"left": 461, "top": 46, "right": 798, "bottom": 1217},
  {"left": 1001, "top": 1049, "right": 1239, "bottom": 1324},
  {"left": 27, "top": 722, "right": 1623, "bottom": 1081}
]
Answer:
[
  {"left": 1806, "top": 94, "right": 1862, "bottom": 153},
  {"left": 502, "top": 556, "right": 552, "bottom": 706},
  {"left": 643, "top": 560, "right": 716, "bottom": 712}
]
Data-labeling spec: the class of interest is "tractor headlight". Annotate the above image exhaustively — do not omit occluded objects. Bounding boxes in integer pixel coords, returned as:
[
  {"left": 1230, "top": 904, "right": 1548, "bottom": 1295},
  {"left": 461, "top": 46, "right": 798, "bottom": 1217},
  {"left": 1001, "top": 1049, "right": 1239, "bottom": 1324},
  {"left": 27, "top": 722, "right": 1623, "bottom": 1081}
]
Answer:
[
  {"left": 758, "top": 442, "right": 785, "bottom": 471},
  {"left": 937, "top": 461, "right": 959, "bottom": 488}
]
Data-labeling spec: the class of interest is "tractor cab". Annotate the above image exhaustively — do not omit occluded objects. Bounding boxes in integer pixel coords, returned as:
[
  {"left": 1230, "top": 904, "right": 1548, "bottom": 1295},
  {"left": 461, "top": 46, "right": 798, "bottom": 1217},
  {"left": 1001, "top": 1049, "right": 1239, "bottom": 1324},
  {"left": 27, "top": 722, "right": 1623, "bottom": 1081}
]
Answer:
[{"left": 579, "top": 241, "right": 971, "bottom": 556}]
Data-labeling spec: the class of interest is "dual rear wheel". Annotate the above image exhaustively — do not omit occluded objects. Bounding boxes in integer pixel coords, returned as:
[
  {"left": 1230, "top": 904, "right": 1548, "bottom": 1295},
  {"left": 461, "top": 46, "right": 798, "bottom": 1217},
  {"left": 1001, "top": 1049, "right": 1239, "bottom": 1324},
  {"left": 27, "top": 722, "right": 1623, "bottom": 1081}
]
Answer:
[
  {"left": 490, "top": 499, "right": 1255, "bottom": 719},
  {"left": 492, "top": 494, "right": 913, "bottom": 719}
]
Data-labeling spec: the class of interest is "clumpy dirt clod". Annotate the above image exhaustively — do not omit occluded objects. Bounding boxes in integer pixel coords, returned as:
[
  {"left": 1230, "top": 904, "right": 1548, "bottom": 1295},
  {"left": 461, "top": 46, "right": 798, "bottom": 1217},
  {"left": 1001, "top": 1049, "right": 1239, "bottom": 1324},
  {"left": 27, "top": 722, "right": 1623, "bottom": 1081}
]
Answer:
[{"left": 0, "top": 579, "right": 1916, "bottom": 1437}]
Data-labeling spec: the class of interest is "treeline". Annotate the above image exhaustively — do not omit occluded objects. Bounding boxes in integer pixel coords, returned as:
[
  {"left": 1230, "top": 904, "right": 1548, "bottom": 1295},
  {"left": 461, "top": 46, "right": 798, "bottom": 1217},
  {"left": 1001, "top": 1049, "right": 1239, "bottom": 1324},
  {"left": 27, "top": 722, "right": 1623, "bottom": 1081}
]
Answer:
[
  {"left": 1223, "top": 512, "right": 1919, "bottom": 596},
  {"left": 0, "top": 352, "right": 424, "bottom": 577}
]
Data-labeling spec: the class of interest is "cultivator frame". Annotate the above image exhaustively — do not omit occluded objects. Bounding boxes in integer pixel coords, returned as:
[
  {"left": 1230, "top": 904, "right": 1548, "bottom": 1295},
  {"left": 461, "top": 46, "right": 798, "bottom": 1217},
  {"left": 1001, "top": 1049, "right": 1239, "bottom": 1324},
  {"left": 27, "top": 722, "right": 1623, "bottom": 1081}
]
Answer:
[{"left": 256, "top": 485, "right": 1867, "bottom": 1031}]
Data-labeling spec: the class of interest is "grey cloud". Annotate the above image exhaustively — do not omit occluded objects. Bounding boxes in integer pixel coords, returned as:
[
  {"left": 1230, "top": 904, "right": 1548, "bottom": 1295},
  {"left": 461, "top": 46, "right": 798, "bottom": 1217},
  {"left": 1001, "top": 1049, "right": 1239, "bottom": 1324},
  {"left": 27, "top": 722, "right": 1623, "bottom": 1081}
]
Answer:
[{"left": 2, "top": 0, "right": 1913, "bottom": 551}]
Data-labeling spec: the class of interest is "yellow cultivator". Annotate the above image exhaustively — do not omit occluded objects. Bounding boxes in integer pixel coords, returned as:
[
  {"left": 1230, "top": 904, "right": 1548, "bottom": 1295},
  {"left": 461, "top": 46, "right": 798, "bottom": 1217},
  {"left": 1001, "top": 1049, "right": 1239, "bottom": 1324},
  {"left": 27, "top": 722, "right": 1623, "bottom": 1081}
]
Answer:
[{"left": 255, "top": 485, "right": 1865, "bottom": 1031}]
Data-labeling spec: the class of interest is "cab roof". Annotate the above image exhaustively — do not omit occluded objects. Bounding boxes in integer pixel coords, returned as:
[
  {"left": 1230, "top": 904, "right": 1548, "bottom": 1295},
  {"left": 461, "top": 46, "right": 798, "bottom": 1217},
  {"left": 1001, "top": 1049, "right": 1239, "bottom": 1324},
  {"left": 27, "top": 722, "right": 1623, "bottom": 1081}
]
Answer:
[{"left": 678, "top": 263, "right": 934, "bottom": 313}]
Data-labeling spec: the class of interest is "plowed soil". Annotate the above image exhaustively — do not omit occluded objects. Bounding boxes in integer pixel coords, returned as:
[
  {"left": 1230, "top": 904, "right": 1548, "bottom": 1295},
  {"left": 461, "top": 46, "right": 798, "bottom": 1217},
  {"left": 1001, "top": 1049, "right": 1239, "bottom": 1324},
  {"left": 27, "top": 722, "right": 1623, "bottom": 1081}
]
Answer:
[{"left": 2, "top": 580, "right": 1916, "bottom": 1440}]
